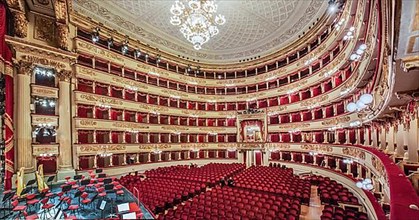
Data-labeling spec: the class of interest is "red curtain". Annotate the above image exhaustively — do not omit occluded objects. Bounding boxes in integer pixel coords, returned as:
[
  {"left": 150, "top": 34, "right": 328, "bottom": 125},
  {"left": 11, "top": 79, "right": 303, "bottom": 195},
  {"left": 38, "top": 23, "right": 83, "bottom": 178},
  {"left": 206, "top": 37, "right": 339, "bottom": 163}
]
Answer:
[
  {"left": 188, "top": 101, "right": 195, "bottom": 110},
  {"left": 138, "top": 93, "right": 147, "bottom": 103},
  {"left": 149, "top": 95, "right": 157, "bottom": 105},
  {"left": 270, "top": 115, "right": 279, "bottom": 124},
  {"left": 78, "top": 131, "right": 90, "bottom": 144},
  {"left": 207, "top": 119, "right": 214, "bottom": 126},
  {"left": 325, "top": 106, "right": 334, "bottom": 117},
  {"left": 125, "top": 89, "right": 135, "bottom": 101},
  {"left": 336, "top": 102, "right": 345, "bottom": 115},
  {"left": 217, "top": 119, "right": 225, "bottom": 126},
  {"left": 314, "top": 108, "right": 323, "bottom": 119},
  {"left": 1, "top": 3, "right": 14, "bottom": 189},
  {"left": 312, "top": 86, "right": 321, "bottom": 97},
  {"left": 269, "top": 98, "right": 278, "bottom": 106},
  {"left": 78, "top": 105, "right": 93, "bottom": 118},
  {"left": 228, "top": 151, "right": 236, "bottom": 159},
  {"left": 79, "top": 156, "right": 90, "bottom": 170},
  {"left": 37, "top": 157, "right": 57, "bottom": 174},
  {"left": 227, "top": 103, "right": 236, "bottom": 110},
  {"left": 302, "top": 111, "right": 312, "bottom": 121},
  {"left": 207, "top": 103, "right": 215, "bottom": 110},
  {"left": 160, "top": 97, "right": 168, "bottom": 106},
  {"left": 217, "top": 103, "right": 225, "bottom": 111},
  {"left": 280, "top": 115, "right": 290, "bottom": 123},
  {"left": 279, "top": 96, "right": 289, "bottom": 105},
  {"left": 218, "top": 135, "right": 225, "bottom": 142},
  {"left": 323, "top": 81, "right": 332, "bottom": 92},
  {"left": 258, "top": 100, "right": 267, "bottom": 108},
  {"left": 270, "top": 133, "right": 279, "bottom": 142},
  {"left": 218, "top": 151, "right": 225, "bottom": 158},
  {"left": 291, "top": 113, "right": 301, "bottom": 122},
  {"left": 334, "top": 75, "right": 343, "bottom": 87},
  {"left": 301, "top": 90, "right": 310, "bottom": 100},
  {"left": 281, "top": 133, "right": 290, "bottom": 142},
  {"left": 78, "top": 79, "right": 93, "bottom": 93},
  {"left": 290, "top": 93, "right": 300, "bottom": 103},
  {"left": 227, "top": 118, "right": 235, "bottom": 126},
  {"left": 237, "top": 102, "right": 246, "bottom": 110}
]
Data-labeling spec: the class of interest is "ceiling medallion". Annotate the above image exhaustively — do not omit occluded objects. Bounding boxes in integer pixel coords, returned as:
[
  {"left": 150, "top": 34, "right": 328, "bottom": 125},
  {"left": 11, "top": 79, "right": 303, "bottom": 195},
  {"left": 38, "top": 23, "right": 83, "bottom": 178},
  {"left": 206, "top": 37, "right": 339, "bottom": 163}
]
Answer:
[{"left": 170, "top": 0, "right": 226, "bottom": 50}]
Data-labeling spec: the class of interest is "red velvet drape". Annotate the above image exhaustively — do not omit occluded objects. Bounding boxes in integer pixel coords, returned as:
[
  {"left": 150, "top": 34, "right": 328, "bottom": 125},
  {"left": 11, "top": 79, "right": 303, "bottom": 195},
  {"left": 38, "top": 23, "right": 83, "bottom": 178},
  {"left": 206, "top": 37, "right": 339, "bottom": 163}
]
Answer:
[
  {"left": 1, "top": 3, "right": 14, "bottom": 189},
  {"left": 37, "top": 157, "right": 57, "bottom": 174},
  {"left": 255, "top": 151, "right": 262, "bottom": 166}
]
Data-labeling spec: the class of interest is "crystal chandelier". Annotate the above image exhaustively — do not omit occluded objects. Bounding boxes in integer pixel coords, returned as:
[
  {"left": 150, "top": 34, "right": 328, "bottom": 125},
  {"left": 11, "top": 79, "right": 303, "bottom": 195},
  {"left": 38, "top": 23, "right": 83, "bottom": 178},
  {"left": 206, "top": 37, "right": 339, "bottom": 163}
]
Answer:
[{"left": 170, "top": 0, "right": 226, "bottom": 50}]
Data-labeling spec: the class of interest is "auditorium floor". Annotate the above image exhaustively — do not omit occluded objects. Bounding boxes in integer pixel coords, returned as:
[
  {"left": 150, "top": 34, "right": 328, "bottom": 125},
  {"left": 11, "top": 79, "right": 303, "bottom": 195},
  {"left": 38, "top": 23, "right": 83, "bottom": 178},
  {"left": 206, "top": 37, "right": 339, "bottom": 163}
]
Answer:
[{"left": 300, "top": 186, "right": 323, "bottom": 220}]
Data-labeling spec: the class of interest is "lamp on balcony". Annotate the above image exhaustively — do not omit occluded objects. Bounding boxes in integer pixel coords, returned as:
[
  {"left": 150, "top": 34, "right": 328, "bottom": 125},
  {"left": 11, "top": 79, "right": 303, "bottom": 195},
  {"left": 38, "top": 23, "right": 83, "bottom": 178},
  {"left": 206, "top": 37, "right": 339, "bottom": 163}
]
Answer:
[
  {"left": 356, "top": 178, "right": 373, "bottom": 190},
  {"left": 346, "top": 93, "right": 373, "bottom": 112}
]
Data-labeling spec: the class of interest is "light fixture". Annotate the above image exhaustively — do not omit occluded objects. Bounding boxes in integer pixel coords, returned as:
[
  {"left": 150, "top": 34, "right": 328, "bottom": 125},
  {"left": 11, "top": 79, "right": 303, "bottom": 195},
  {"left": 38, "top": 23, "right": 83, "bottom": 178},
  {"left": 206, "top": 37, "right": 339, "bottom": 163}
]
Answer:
[
  {"left": 343, "top": 27, "right": 355, "bottom": 41},
  {"left": 121, "top": 40, "right": 129, "bottom": 55},
  {"left": 34, "top": 98, "right": 56, "bottom": 108},
  {"left": 288, "top": 128, "right": 301, "bottom": 134},
  {"left": 134, "top": 49, "right": 141, "bottom": 59},
  {"left": 346, "top": 93, "right": 373, "bottom": 112},
  {"left": 156, "top": 54, "right": 161, "bottom": 63},
  {"left": 343, "top": 158, "right": 353, "bottom": 164},
  {"left": 304, "top": 56, "right": 317, "bottom": 66},
  {"left": 33, "top": 124, "right": 56, "bottom": 137},
  {"left": 356, "top": 178, "right": 373, "bottom": 190},
  {"left": 309, "top": 151, "right": 319, "bottom": 156},
  {"left": 98, "top": 103, "right": 111, "bottom": 109},
  {"left": 170, "top": 0, "right": 226, "bottom": 50},
  {"left": 39, "top": 153, "right": 54, "bottom": 157},
  {"left": 334, "top": 18, "right": 345, "bottom": 31},
  {"left": 349, "top": 44, "right": 367, "bottom": 61},
  {"left": 107, "top": 37, "right": 114, "bottom": 49},
  {"left": 91, "top": 27, "right": 100, "bottom": 43},
  {"left": 349, "top": 120, "right": 362, "bottom": 127},
  {"left": 153, "top": 149, "right": 162, "bottom": 154},
  {"left": 34, "top": 67, "right": 55, "bottom": 77}
]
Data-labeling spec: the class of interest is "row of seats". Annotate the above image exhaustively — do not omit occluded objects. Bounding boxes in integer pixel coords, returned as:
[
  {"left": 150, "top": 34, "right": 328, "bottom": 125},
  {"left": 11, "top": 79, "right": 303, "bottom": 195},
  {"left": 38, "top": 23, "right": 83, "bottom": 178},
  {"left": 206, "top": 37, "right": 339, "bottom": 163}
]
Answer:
[
  {"left": 321, "top": 205, "right": 368, "bottom": 220},
  {"left": 301, "top": 175, "right": 360, "bottom": 205},
  {"left": 145, "top": 163, "right": 245, "bottom": 185},
  {"left": 119, "top": 174, "right": 206, "bottom": 214},
  {"left": 160, "top": 186, "right": 301, "bottom": 220},
  {"left": 234, "top": 166, "right": 311, "bottom": 204}
]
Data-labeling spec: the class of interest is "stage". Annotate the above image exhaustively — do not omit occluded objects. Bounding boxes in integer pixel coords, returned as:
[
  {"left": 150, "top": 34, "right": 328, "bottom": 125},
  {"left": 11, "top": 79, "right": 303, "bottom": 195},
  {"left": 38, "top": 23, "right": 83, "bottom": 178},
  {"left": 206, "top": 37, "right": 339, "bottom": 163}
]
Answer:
[{"left": 0, "top": 174, "right": 154, "bottom": 219}]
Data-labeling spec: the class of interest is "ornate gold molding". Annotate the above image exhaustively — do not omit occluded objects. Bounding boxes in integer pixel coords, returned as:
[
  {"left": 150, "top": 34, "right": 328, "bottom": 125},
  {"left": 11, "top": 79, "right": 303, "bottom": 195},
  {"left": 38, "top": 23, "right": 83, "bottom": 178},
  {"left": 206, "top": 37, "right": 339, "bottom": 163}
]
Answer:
[
  {"left": 321, "top": 116, "right": 351, "bottom": 126},
  {"left": 57, "top": 69, "right": 73, "bottom": 81},
  {"left": 12, "top": 10, "right": 27, "bottom": 38},
  {"left": 342, "top": 147, "right": 366, "bottom": 160},
  {"left": 300, "top": 144, "right": 333, "bottom": 153},
  {"left": 31, "top": 115, "right": 59, "bottom": 126},
  {"left": 31, "top": 85, "right": 59, "bottom": 98},
  {"left": 32, "top": 144, "right": 59, "bottom": 156},
  {"left": 401, "top": 56, "right": 419, "bottom": 72},
  {"left": 15, "top": 60, "right": 34, "bottom": 75},
  {"left": 56, "top": 23, "right": 69, "bottom": 50}
]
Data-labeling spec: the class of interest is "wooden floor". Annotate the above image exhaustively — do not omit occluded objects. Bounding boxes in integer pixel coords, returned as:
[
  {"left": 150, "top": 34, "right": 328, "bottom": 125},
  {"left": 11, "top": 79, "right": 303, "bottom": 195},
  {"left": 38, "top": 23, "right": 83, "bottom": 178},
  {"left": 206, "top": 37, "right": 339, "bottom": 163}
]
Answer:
[{"left": 300, "top": 186, "right": 323, "bottom": 220}]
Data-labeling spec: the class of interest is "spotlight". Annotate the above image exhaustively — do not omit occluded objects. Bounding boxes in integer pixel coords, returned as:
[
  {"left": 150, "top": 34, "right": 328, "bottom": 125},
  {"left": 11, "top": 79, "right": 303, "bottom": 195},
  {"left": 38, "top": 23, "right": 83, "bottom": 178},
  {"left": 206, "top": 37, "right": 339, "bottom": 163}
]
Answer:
[
  {"left": 134, "top": 49, "right": 141, "bottom": 59},
  {"left": 91, "top": 27, "right": 100, "bottom": 43},
  {"left": 156, "top": 54, "right": 161, "bottom": 63},
  {"left": 121, "top": 40, "right": 129, "bottom": 55},
  {"left": 187, "top": 65, "right": 191, "bottom": 72},
  {"left": 107, "top": 37, "right": 114, "bottom": 49}
]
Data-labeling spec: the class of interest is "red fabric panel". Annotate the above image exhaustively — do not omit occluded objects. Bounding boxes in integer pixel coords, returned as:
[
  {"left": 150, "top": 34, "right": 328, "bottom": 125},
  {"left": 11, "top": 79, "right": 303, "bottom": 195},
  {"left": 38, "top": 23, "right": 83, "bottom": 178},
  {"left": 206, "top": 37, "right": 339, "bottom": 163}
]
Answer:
[
  {"left": 270, "top": 115, "right": 279, "bottom": 124},
  {"left": 336, "top": 102, "right": 345, "bottom": 115},
  {"left": 301, "top": 90, "right": 310, "bottom": 100},
  {"left": 207, "top": 103, "right": 215, "bottom": 110},
  {"left": 270, "top": 133, "right": 279, "bottom": 142},
  {"left": 228, "top": 151, "right": 236, "bottom": 159},
  {"left": 217, "top": 103, "right": 225, "bottom": 111},
  {"left": 291, "top": 113, "right": 301, "bottom": 122},
  {"left": 281, "top": 133, "right": 290, "bottom": 142},
  {"left": 290, "top": 93, "right": 300, "bottom": 103},
  {"left": 302, "top": 111, "right": 312, "bottom": 121},
  {"left": 314, "top": 108, "right": 323, "bottom": 119},
  {"left": 325, "top": 106, "right": 334, "bottom": 117},
  {"left": 279, "top": 96, "right": 289, "bottom": 105},
  {"left": 269, "top": 98, "right": 278, "bottom": 106},
  {"left": 335, "top": 76, "right": 342, "bottom": 86},
  {"left": 258, "top": 100, "right": 267, "bottom": 108},
  {"left": 207, "top": 119, "right": 214, "bottom": 126},
  {"left": 227, "top": 118, "right": 235, "bottom": 126},
  {"left": 218, "top": 151, "right": 226, "bottom": 158},
  {"left": 37, "top": 157, "right": 57, "bottom": 174},
  {"left": 188, "top": 101, "right": 195, "bottom": 110},
  {"left": 237, "top": 102, "right": 246, "bottom": 110},
  {"left": 255, "top": 151, "right": 262, "bottom": 166},
  {"left": 323, "top": 81, "right": 332, "bottom": 92},
  {"left": 218, "top": 135, "right": 225, "bottom": 142},
  {"left": 312, "top": 86, "right": 321, "bottom": 97},
  {"left": 280, "top": 115, "right": 290, "bottom": 123},
  {"left": 227, "top": 135, "right": 236, "bottom": 142},
  {"left": 217, "top": 119, "right": 225, "bottom": 126},
  {"left": 227, "top": 103, "right": 236, "bottom": 110},
  {"left": 79, "top": 156, "right": 90, "bottom": 170},
  {"left": 78, "top": 131, "right": 89, "bottom": 144}
]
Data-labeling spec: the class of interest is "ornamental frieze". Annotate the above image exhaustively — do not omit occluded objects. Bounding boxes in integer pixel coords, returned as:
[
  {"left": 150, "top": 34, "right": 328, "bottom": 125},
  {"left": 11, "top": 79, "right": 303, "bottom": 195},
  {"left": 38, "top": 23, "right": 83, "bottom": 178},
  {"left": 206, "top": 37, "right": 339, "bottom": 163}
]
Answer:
[
  {"left": 267, "top": 105, "right": 288, "bottom": 113},
  {"left": 276, "top": 123, "right": 311, "bottom": 129},
  {"left": 112, "top": 122, "right": 149, "bottom": 130},
  {"left": 21, "top": 55, "right": 66, "bottom": 70},
  {"left": 32, "top": 144, "right": 59, "bottom": 156},
  {"left": 181, "top": 143, "right": 209, "bottom": 149},
  {"left": 265, "top": 143, "right": 291, "bottom": 149},
  {"left": 342, "top": 147, "right": 365, "bottom": 160},
  {"left": 300, "top": 144, "right": 333, "bottom": 153},
  {"left": 79, "top": 94, "right": 123, "bottom": 105},
  {"left": 32, "top": 115, "right": 58, "bottom": 126},
  {"left": 77, "top": 67, "right": 97, "bottom": 76},
  {"left": 138, "top": 145, "right": 155, "bottom": 150},
  {"left": 161, "top": 126, "right": 189, "bottom": 131},
  {"left": 77, "top": 41, "right": 124, "bottom": 63},
  {"left": 79, "top": 145, "right": 126, "bottom": 152},
  {"left": 371, "top": 156, "right": 385, "bottom": 176},
  {"left": 199, "top": 127, "right": 230, "bottom": 132},
  {"left": 300, "top": 95, "right": 329, "bottom": 107},
  {"left": 79, "top": 120, "right": 97, "bottom": 126},
  {"left": 31, "top": 85, "right": 58, "bottom": 98},
  {"left": 112, "top": 77, "right": 148, "bottom": 90},
  {"left": 217, "top": 143, "right": 237, "bottom": 149},
  {"left": 181, "top": 109, "right": 207, "bottom": 116},
  {"left": 321, "top": 116, "right": 351, "bottom": 126},
  {"left": 216, "top": 79, "right": 246, "bottom": 85}
]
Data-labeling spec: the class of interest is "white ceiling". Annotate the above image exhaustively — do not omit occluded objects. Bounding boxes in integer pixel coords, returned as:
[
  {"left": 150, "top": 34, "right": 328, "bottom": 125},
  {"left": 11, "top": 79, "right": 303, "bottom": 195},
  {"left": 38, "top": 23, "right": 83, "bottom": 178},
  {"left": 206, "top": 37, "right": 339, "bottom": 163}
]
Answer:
[{"left": 73, "top": 0, "right": 328, "bottom": 64}]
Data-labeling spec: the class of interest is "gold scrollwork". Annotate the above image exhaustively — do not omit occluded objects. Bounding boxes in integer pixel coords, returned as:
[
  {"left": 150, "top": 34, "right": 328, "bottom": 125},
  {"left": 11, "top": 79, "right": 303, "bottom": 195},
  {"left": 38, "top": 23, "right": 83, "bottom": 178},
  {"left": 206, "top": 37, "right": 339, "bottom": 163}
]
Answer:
[
  {"left": 57, "top": 70, "right": 73, "bottom": 81},
  {"left": 300, "top": 144, "right": 333, "bottom": 152},
  {"left": 342, "top": 147, "right": 365, "bottom": 160},
  {"left": 13, "top": 11, "right": 27, "bottom": 38},
  {"left": 321, "top": 116, "right": 351, "bottom": 126},
  {"left": 79, "top": 120, "right": 97, "bottom": 126}
]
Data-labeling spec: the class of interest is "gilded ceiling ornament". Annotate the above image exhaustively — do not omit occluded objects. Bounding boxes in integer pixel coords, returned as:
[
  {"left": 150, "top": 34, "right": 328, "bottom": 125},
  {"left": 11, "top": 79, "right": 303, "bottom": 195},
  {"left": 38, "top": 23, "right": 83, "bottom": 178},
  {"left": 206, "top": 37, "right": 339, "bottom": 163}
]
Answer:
[
  {"left": 56, "top": 23, "right": 69, "bottom": 50},
  {"left": 16, "top": 60, "right": 34, "bottom": 75},
  {"left": 13, "top": 11, "right": 28, "bottom": 38},
  {"left": 54, "top": 0, "right": 67, "bottom": 23},
  {"left": 57, "top": 69, "right": 73, "bottom": 81},
  {"left": 34, "top": 15, "right": 55, "bottom": 42}
]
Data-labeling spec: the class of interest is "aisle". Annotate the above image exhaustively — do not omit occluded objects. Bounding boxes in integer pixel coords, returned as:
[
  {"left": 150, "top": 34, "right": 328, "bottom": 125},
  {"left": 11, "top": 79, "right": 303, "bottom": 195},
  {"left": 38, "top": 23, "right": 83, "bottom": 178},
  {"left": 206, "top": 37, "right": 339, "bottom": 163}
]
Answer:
[{"left": 300, "top": 186, "right": 323, "bottom": 220}]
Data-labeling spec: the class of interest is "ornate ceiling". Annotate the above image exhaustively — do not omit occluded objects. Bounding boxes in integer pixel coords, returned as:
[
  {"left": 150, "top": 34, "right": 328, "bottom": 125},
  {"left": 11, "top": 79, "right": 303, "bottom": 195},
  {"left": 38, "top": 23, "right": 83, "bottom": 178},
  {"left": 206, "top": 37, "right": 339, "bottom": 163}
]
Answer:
[{"left": 72, "top": 0, "right": 328, "bottom": 64}]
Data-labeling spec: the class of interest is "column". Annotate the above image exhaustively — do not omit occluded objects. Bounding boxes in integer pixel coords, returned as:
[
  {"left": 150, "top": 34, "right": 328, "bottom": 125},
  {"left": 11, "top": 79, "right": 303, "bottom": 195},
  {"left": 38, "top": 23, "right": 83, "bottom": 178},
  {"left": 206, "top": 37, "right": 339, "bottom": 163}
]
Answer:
[
  {"left": 122, "top": 154, "right": 127, "bottom": 165},
  {"left": 109, "top": 156, "right": 113, "bottom": 166},
  {"left": 345, "top": 130, "right": 350, "bottom": 144},
  {"left": 16, "top": 61, "right": 35, "bottom": 173},
  {"left": 279, "top": 151, "right": 283, "bottom": 161},
  {"left": 168, "top": 152, "right": 172, "bottom": 161},
  {"left": 147, "top": 153, "right": 151, "bottom": 162},
  {"left": 290, "top": 152, "right": 294, "bottom": 162},
  {"left": 380, "top": 128, "right": 387, "bottom": 150},
  {"left": 158, "top": 153, "right": 162, "bottom": 161},
  {"left": 335, "top": 158, "right": 341, "bottom": 171},
  {"left": 215, "top": 150, "right": 219, "bottom": 158},
  {"left": 93, "top": 155, "right": 98, "bottom": 168},
  {"left": 324, "top": 156, "right": 329, "bottom": 168},
  {"left": 346, "top": 163, "right": 351, "bottom": 175},
  {"left": 357, "top": 164, "right": 362, "bottom": 178},
  {"left": 356, "top": 129, "right": 361, "bottom": 145},
  {"left": 386, "top": 125, "right": 395, "bottom": 153},
  {"left": 395, "top": 124, "right": 405, "bottom": 157},
  {"left": 334, "top": 130, "right": 339, "bottom": 144},
  {"left": 136, "top": 154, "right": 140, "bottom": 164},
  {"left": 365, "top": 127, "right": 371, "bottom": 146},
  {"left": 313, "top": 155, "right": 317, "bottom": 165},
  {"left": 407, "top": 118, "right": 419, "bottom": 162},
  {"left": 178, "top": 152, "right": 182, "bottom": 160},
  {"left": 302, "top": 154, "right": 306, "bottom": 163},
  {"left": 187, "top": 151, "right": 190, "bottom": 159},
  {"left": 372, "top": 128, "right": 378, "bottom": 148},
  {"left": 323, "top": 131, "right": 328, "bottom": 143},
  {"left": 205, "top": 151, "right": 209, "bottom": 158},
  {"left": 226, "top": 150, "right": 229, "bottom": 158}
]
